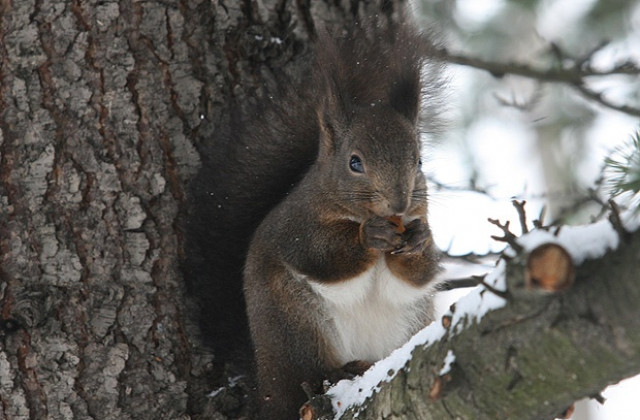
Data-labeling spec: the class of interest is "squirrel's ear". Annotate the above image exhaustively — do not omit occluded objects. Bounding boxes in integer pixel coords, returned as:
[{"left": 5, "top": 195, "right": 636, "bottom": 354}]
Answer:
[
  {"left": 389, "top": 74, "right": 420, "bottom": 123},
  {"left": 317, "top": 90, "right": 349, "bottom": 156},
  {"left": 317, "top": 105, "right": 337, "bottom": 156}
]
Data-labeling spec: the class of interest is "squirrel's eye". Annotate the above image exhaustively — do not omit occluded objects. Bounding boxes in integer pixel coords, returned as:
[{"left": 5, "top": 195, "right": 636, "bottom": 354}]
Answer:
[
  {"left": 418, "top": 158, "right": 423, "bottom": 168},
  {"left": 349, "top": 155, "right": 364, "bottom": 173}
]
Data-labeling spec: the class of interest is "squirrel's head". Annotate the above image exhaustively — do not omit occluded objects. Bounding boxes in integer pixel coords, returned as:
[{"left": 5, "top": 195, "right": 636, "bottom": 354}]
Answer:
[
  {"left": 316, "top": 103, "right": 427, "bottom": 220},
  {"left": 310, "top": 26, "right": 439, "bottom": 221}
]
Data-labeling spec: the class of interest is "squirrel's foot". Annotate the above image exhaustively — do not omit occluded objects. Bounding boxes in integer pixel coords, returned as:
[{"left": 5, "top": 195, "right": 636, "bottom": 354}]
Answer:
[
  {"left": 326, "top": 360, "right": 373, "bottom": 384},
  {"left": 341, "top": 360, "right": 373, "bottom": 377}
]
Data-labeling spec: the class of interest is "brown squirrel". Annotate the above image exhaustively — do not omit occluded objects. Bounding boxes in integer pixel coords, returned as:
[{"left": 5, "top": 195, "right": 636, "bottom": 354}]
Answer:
[
  {"left": 185, "top": 11, "right": 443, "bottom": 419},
  {"left": 241, "top": 23, "right": 443, "bottom": 419}
]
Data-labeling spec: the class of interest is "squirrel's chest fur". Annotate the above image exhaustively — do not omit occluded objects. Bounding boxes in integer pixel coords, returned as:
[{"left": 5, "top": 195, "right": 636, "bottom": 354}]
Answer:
[{"left": 305, "top": 257, "right": 435, "bottom": 366}]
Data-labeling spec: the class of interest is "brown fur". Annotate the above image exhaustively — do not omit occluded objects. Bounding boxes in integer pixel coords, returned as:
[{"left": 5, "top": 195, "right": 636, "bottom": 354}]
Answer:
[{"left": 244, "top": 22, "right": 443, "bottom": 420}]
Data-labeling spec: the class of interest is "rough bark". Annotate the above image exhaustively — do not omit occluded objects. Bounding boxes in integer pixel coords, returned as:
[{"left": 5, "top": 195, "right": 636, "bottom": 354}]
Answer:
[
  {"left": 0, "top": 0, "right": 201, "bottom": 417},
  {"left": 0, "top": 0, "right": 405, "bottom": 419},
  {"left": 305, "top": 224, "right": 640, "bottom": 420}
]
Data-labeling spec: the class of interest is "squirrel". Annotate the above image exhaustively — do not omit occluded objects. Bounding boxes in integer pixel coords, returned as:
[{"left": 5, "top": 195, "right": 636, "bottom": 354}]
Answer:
[
  {"left": 185, "top": 13, "right": 443, "bottom": 420},
  {"left": 241, "top": 23, "right": 444, "bottom": 420}
]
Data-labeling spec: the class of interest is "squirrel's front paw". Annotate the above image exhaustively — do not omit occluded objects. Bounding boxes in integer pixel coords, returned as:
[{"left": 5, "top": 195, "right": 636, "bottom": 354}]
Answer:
[
  {"left": 392, "top": 219, "right": 432, "bottom": 255},
  {"left": 359, "top": 216, "right": 405, "bottom": 252}
]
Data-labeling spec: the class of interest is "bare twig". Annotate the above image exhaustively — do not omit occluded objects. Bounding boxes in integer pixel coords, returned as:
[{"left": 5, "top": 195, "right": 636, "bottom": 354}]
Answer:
[
  {"left": 438, "top": 274, "right": 509, "bottom": 296},
  {"left": 562, "top": 39, "right": 611, "bottom": 70},
  {"left": 590, "top": 393, "right": 606, "bottom": 405},
  {"left": 478, "top": 276, "right": 510, "bottom": 299},
  {"left": 554, "top": 226, "right": 563, "bottom": 237},
  {"left": 433, "top": 47, "right": 640, "bottom": 82},
  {"left": 571, "top": 81, "right": 640, "bottom": 117},
  {"left": 549, "top": 187, "right": 609, "bottom": 226},
  {"left": 533, "top": 205, "right": 547, "bottom": 230},
  {"left": 488, "top": 218, "right": 523, "bottom": 252},
  {"left": 438, "top": 277, "right": 482, "bottom": 291},
  {"left": 608, "top": 199, "right": 630, "bottom": 241},
  {"left": 440, "top": 250, "right": 501, "bottom": 263},
  {"left": 512, "top": 199, "right": 529, "bottom": 234}
]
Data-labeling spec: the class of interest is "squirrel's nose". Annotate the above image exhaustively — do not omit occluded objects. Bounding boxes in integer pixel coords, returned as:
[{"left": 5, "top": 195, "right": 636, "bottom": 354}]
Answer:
[{"left": 387, "top": 191, "right": 410, "bottom": 215}]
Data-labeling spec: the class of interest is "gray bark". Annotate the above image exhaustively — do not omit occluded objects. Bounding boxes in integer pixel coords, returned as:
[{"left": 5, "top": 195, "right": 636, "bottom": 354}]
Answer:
[
  {"left": 0, "top": 0, "right": 394, "bottom": 419},
  {"left": 0, "top": 0, "right": 200, "bottom": 418}
]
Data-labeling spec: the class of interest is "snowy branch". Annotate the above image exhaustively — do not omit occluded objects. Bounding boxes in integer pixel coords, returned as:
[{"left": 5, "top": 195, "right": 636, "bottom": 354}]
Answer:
[{"left": 302, "top": 213, "right": 640, "bottom": 419}]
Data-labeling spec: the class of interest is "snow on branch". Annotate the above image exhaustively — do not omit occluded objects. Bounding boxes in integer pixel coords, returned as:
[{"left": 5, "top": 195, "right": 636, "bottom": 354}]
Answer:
[{"left": 302, "top": 209, "right": 640, "bottom": 420}]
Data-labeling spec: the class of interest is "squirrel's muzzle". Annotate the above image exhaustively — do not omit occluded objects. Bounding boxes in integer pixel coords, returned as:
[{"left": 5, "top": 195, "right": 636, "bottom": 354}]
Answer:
[{"left": 386, "top": 189, "right": 411, "bottom": 216}]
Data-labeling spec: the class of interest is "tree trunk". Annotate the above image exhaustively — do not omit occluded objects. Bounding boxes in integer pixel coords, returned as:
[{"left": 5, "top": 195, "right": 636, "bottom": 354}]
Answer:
[{"left": 0, "top": 0, "right": 396, "bottom": 418}]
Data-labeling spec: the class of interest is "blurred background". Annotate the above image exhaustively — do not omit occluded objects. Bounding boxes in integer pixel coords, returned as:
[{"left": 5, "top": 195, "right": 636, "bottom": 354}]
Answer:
[{"left": 413, "top": 1, "right": 640, "bottom": 419}]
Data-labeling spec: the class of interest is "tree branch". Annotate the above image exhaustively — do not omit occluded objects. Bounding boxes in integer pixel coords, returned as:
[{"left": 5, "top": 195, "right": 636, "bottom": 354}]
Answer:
[
  {"left": 304, "top": 221, "right": 640, "bottom": 419},
  {"left": 571, "top": 81, "right": 640, "bottom": 117},
  {"left": 433, "top": 47, "right": 640, "bottom": 117}
]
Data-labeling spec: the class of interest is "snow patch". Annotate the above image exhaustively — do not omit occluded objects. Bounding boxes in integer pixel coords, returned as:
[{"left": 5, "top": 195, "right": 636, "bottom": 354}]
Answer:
[
  {"left": 449, "top": 259, "right": 507, "bottom": 334},
  {"left": 207, "top": 387, "right": 223, "bottom": 398},
  {"left": 516, "top": 208, "right": 640, "bottom": 265},
  {"left": 622, "top": 209, "right": 640, "bottom": 231},
  {"left": 328, "top": 319, "right": 447, "bottom": 418},
  {"left": 517, "top": 218, "right": 621, "bottom": 265},
  {"left": 207, "top": 374, "right": 244, "bottom": 398},
  {"left": 439, "top": 350, "right": 456, "bottom": 376}
]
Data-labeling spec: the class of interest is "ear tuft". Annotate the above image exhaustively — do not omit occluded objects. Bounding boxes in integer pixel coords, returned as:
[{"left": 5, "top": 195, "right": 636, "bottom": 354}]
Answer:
[
  {"left": 389, "top": 74, "right": 420, "bottom": 123},
  {"left": 316, "top": 104, "right": 337, "bottom": 156}
]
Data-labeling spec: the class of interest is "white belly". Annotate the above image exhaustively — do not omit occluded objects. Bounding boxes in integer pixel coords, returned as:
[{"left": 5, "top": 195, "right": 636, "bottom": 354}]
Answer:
[{"left": 307, "top": 257, "right": 435, "bottom": 365}]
